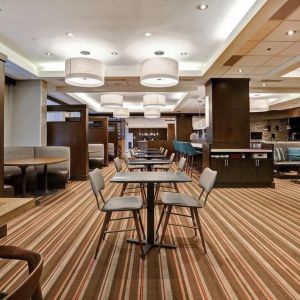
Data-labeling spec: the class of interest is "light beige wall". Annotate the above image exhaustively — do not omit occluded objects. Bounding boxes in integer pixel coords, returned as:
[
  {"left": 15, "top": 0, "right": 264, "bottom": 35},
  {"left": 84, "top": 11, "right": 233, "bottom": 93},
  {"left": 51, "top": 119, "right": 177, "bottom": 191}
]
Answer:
[{"left": 4, "top": 80, "right": 47, "bottom": 146}]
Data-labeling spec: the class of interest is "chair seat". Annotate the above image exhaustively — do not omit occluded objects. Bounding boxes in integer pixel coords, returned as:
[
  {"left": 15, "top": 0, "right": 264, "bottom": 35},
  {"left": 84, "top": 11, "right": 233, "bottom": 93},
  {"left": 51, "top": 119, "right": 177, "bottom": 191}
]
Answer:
[
  {"left": 128, "top": 165, "right": 145, "bottom": 170},
  {"left": 102, "top": 196, "right": 143, "bottom": 212},
  {"left": 161, "top": 192, "right": 202, "bottom": 208},
  {"left": 153, "top": 164, "right": 170, "bottom": 169}
]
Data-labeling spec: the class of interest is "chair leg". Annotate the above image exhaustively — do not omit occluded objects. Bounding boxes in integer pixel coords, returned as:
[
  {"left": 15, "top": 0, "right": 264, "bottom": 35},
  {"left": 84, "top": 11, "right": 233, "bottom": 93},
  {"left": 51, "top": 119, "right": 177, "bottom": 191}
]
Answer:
[
  {"left": 120, "top": 183, "right": 128, "bottom": 196},
  {"left": 174, "top": 183, "right": 179, "bottom": 193},
  {"left": 155, "top": 183, "right": 161, "bottom": 201},
  {"left": 190, "top": 208, "right": 198, "bottom": 237},
  {"left": 139, "top": 183, "right": 147, "bottom": 204},
  {"left": 137, "top": 211, "right": 146, "bottom": 240},
  {"left": 159, "top": 205, "right": 172, "bottom": 251},
  {"left": 193, "top": 208, "right": 207, "bottom": 254},
  {"left": 132, "top": 211, "right": 145, "bottom": 259},
  {"left": 95, "top": 212, "right": 111, "bottom": 259},
  {"left": 155, "top": 205, "right": 166, "bottom": 239}
]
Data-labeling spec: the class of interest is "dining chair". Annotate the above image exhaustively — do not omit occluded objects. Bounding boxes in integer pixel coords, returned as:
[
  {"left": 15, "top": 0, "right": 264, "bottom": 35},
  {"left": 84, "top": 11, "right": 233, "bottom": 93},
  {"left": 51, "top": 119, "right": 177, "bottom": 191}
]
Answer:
[
  {"left": 114, "top": 157, "right": 146, "bottom": 203},
  {"left": 156, "top": 167, "right": 217, "bottom": 253},
  {"left": 123, "top": 152, "right": 146, "bottom": 171},
  {"left": 154, "top": 156, "right": 186, "bottom": 201},
  {"left": 0, "top": 245, "right": 43, "bottom": 300},
  {"left": 163, "top": 149, "right": 169, "bottom": 158},
  {"left": 153, "top": 153, "right": 175, "bottom": 171},
  {"left": 89, "top": 168, "right": 145, "bottom": 259}
]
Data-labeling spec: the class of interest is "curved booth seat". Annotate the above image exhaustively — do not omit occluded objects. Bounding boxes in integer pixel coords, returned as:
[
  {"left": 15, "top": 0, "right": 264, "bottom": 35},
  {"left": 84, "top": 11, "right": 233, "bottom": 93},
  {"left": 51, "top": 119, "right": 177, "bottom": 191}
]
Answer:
[
  {"left": 89, "top": 144, "right": 105, "bottom": 169},
  {"left": 108, "top": 143, "right": 115, "bottom": 160}
]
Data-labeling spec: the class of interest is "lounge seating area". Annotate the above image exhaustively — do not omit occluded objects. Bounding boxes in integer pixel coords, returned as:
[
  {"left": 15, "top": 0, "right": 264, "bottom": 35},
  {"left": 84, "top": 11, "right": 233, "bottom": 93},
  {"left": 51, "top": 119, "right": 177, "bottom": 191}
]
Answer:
[{"left": 1, "top": 1, "right": 300, "bottom": 299}]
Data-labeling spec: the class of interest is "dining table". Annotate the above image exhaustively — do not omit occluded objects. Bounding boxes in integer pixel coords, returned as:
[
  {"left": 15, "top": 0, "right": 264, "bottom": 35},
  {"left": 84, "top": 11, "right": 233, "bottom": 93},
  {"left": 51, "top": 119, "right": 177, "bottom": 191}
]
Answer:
[
  {"left": 110, "top": 171, "right": 192, "bottom": 255},
  {"left": 128, "top": 159, "right": 172, "bottom": 171},
  {"left": 134, "top": 153, "right": 165, "bottom": 160},
  {"left": 4, "top": 157, "right": 68, "bottom": 197}
]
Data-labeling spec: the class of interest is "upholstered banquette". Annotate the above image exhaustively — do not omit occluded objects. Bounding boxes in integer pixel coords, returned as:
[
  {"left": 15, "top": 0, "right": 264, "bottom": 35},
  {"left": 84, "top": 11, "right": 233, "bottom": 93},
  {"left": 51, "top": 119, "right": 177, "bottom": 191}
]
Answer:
[{"left": 88, "top": 144, "right": 104, "bottom": 169}]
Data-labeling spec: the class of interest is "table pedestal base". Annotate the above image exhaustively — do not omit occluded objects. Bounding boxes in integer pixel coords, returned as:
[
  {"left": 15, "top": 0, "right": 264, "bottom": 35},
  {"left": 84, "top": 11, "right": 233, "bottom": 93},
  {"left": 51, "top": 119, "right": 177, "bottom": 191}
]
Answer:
[{"left": 127, "top": 238, "right": 176, "bottom": 255}]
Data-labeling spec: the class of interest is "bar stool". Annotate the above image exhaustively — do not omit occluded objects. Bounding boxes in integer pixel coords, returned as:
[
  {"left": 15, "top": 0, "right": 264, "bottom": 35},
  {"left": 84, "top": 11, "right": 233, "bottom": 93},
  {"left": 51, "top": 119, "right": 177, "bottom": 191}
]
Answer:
[
  {"left": 89, "top": 169, "right": 145, "bottom": 259},
  {"left": 156, "top": 167, "right": 217, "bottom": 253},
  {"left": 186, "top": 143, "right": 202, "bottom": 175},
  {"left": 114, "top": 157, "right": 146, "bottom": 203}
]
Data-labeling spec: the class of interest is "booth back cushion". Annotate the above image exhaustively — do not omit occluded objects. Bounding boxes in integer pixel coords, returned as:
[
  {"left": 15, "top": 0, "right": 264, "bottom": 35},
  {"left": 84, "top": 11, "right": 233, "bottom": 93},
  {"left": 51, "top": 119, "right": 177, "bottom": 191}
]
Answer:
[
  {"left": 287, "top": 147, "right": 300, "bottom": 161},
  {"left": 34, "top": 146, "right": 70, "bottom": 177},
  {"left": 4, "top": 147, "right": 35, "bottom": 173},
  {"left": 89, "top": 144, "right": 104, "bottom": 159}
]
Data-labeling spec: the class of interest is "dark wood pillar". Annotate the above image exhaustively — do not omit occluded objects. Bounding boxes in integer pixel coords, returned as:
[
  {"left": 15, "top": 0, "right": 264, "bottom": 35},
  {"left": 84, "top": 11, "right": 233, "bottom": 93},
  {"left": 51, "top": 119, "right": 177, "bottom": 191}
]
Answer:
[
  {"left": 0, "top": 53, "right": 7, "bottom": 197},
  {"left": 205, "top": 78, "right": 250, "bottom": 148},
  {"left": 167, "top": 124, "right": 175, "bottom": 141},
  {"left": 176, "top": 116, "right": 192, "bottom": 141}
]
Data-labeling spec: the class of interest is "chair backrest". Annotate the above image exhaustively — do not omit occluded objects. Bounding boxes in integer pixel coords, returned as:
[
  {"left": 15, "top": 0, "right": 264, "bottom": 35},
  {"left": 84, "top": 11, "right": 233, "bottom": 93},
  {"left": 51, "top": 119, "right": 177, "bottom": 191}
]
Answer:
[
  {"left": 160, "top": 147, "right": 165, "bottom": 154},
  {"left": 129, "top": 149, "right": 135, "bottom": 157},
  {"left": 169, "top": 152, "right": 175, "bottom": 162},
  {"left": 89, "top": 168, "right": 105, "bottom": 209},
  {"left": 123, "top": 152, "right": 129, "bottom": 163},
  {"left": 199, "top": 167, "right": 217, "bottom": 207},
  {"left": 164, "top": 149, "right": 168, "bottom": 157},
  {"left": 178, "top": 157, "right": 186, "bottom": 172},
  {"left": 114, "top": 157, "right": 123, "bottom": 172},
  {"left": 0, "top": 245, "right": 43, "bottom": 300},
  {"left": 186, "top": 143, "right": 199, "bottom": 156}
]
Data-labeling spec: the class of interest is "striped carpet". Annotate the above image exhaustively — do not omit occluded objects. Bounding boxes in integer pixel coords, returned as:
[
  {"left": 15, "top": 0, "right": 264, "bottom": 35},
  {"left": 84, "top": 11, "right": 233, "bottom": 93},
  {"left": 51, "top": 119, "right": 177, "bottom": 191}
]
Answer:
[{"left": 0, "top": 163, "right": 300, "bottom": 299}]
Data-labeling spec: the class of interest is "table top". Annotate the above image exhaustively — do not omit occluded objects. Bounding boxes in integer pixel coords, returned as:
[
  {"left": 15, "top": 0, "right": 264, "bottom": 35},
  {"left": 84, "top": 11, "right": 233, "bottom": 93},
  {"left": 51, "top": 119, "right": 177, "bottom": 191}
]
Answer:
[
  {"left": 4, "top": 157, "right": 68, "bottom": 167},
  {"left": 0, "top": 198, "right": 35, "bottom": 225},
  {"left": 111, "top": 171, "right": 192, "bottom": 183},
  {"left": 135, "top": 154, "right": 165, "bottom": 159},
  {"left": 128, "top": 159, "right": 172, "bottom": 165},
  {"left": 274, "top": 161, "right": 300, "bottom": 166}
]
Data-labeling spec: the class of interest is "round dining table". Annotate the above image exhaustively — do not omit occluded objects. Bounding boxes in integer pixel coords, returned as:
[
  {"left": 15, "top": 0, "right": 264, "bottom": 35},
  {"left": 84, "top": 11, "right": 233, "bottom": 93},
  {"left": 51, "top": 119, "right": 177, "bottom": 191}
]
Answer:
[{"left": 4, "top": 157, "right": 68, "bottom": 197}]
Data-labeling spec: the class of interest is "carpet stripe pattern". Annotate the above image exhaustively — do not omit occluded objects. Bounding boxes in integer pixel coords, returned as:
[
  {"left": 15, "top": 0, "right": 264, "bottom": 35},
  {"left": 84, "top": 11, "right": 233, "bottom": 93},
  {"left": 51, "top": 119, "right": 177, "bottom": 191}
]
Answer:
[{"left": 0, "top": 164, "right": 299, "bottom": 299}]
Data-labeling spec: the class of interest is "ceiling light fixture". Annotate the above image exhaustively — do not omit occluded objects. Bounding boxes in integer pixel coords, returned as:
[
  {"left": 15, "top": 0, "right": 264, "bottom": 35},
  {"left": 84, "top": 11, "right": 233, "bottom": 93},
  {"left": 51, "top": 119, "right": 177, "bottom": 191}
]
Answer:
[
  {"left": 144, "top": 108, "right": 161, "bottom": 119},
  {"left": 100, "top": 94, "right": 123, "bottom": 108},
  {"left": 143, "top": 94, "right": 166, "bottom": 108},
  {"left": 196, "top": 3, "right": 208, "bottom": 10},
  {"left": 144, "top": 32, "right": 152, "bottom": 37},
  {"left": 262, "top": 83, "right": 266, "bottom": 87},
  {"left": 45, "top": 52, "right": 53, "bottom": 56},
  {"left": 180, "top": 52, "right": 188, "bottom": 56},
  {"left": 113, "top": 108, "right": 129, "bottom": 119},
  {"left": 238, "top": 69, "right": 243, "bottom": 73},
  {"left": 111, "top": 51, "right": 118, "bottom": 55},
  {"left": 286, "top": 30, "right": 296, "bottom": 36},
  {"left": 140, "top": 51, "right": 179, "bottom": 87},
  {"left": 250, "top": 99, "right": 269, "bottom": 112},
  {"left": 66, "top": 32, "right": 75, "bottom": 37},
  {"left": 65, "top": 57, "right": 104, "bottom": 87}
]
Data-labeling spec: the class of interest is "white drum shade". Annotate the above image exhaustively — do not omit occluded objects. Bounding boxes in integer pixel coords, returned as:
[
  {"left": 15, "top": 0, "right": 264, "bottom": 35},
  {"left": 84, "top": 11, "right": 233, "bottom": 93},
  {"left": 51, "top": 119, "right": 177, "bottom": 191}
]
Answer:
[
  {"left": 101, "top": 94, "right": 123, "bottom": 108},
  {"left": 140, "top": 57, "right": 179, "bottom": 87},
  {"left": 250, "top": 99, "right": 269, "bottom": 112},
  {"left": 113, "top": 108, "right": 129, "bottom": 118},
  {"left": 144, "top": 108, "right": 161, "bottom": 119},
  {"left": 65, "top": 57, "right": 104, "bottom": 87},
  {"left": 143, "top": 94, "right": 166, "bottom": 108}
]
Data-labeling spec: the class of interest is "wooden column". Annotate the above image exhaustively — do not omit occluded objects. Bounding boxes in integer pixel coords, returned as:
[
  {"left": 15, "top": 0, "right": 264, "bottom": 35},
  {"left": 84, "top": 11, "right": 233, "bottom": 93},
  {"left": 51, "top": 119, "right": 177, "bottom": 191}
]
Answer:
[
  {"left": 0, "top": 53, "right": 7, "bottom": 197},
  {"left": 205, "top": 78, "right": 250, "bottom": 148},
  {"left": 176, "top": 116, "right": 192, "bottom": 141},
  {"left": 167, "top": 124, "right": 175, "bottom": 141}
]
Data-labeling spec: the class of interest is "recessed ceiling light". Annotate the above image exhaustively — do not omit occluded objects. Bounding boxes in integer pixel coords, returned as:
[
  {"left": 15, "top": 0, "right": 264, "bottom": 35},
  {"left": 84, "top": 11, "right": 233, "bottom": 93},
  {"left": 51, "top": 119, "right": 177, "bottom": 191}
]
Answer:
[
  {"left": 180, "top": 52, "right": 188, "bottom": 56},
  {"left": 144, "top": 32, "right": 152, "bottom": 37},
  {"left": 266, "top": 47, "right": 272, "bottom": 51},
  {"left": 262, "top": 83, "right": 266, "bottom": 87},
  {"left": 66, "top": 32, "right": 75, "bottom": 37},
  {"left": 238, "top": 69, "right": 243, "bottom": 73},
  {"left": 286, "top": 30, "right": 296, "bottom": 36},
  {"left": 196, "top": 3, "right": 208, "bottom": 10},
  {"left": 80, "top": 50, "right": 90, "bottom": 55},
  {"left": 111, "top": 51, "right": 118, "bottom": 55},
  {"left": 45, "top": 52, "right": 53, "bottom": 56}
]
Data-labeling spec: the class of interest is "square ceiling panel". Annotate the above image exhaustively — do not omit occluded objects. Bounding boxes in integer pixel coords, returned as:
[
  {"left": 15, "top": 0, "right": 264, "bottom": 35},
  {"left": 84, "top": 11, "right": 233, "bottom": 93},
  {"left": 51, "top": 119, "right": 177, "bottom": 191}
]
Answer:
[
  {"left": 247, "top": 41, "right": 293, "bottom": 56},
  {"left": 250, "top": 66, "right": 273, "bottom": 75},
  {"left": 225, "top": 66, "right": 256, "bottom": 75},
  {"left": 279, "top": 42, "right": 300, "bottom": 55},
  {"left": 263, "top": 56, "right": 292, "bottom": 67},
  {"left": 264, "top": 21, "right": 300, "bottom": 42},
  {"left": 286, "top": 6, "right": 300, "bottom": 20},
  {"left": 234, "top": 55, "right": 271, "bottom": 67}
]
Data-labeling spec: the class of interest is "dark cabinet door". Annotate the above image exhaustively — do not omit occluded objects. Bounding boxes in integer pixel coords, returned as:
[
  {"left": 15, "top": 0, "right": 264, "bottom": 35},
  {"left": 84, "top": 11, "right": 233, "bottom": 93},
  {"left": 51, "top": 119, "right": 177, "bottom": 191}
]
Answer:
[
  {"left": 242, "top": 159, "right": 257, "bottom": 182},
  {"left": 210, "top": 159, "right": 227, "bottom": 183},
  {"left": 226, "top": 159, "right": 242, "bottom": 182},
  {"left": 256, "top": 159, "right": 273, "bottom": 182}
]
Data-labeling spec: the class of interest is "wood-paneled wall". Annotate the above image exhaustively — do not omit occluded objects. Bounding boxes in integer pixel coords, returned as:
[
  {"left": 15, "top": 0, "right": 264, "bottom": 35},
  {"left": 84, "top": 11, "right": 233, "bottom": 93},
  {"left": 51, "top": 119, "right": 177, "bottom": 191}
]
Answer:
[
  {"left": 176, "top": 116, "right": 192, "bottom": 141},
  {"left": 88, "top": 116, "right": 108, "bottom": 165},
  {"left": 148, "top": 140, "right": 174, "bottom": 156},
  {"left": 108, "top": 121, "right": 118, "bottom": 157},
  {"left": 47, "top": 105, "right": 89, "bottom": 180},
  {"left": 0, "top": 54, "right": 6, "bottom": 196}
]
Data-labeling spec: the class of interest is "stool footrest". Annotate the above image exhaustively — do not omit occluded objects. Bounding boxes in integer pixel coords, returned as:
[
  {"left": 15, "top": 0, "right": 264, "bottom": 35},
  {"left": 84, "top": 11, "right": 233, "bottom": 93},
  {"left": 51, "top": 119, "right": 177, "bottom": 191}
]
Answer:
[{"left": 105, "top": 228, "right": 136, "bottom": 234}]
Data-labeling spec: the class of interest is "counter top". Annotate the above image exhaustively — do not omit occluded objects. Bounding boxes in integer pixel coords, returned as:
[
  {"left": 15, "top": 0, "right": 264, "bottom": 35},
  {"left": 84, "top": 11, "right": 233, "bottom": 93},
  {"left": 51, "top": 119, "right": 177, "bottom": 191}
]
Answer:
[
  {"left": 211, "top": 149, "right": 272, "bottom": 153},
  {"left": 191, "top": 143, "right": 203, "bottom": 148}
]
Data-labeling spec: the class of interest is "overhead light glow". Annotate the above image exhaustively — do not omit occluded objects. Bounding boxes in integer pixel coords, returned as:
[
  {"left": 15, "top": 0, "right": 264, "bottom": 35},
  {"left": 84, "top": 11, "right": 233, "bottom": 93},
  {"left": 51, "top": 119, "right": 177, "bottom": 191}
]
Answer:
[
  {"left": 196, "top": 3, "right": 208, "bottom": 10},
  {"left": 111, "top": 51, "right": 118, "bottom": 55},
  {"left": 113, "top": 108, "right": 129, "bottom": 118},
  {"left": 45, "top": 52, "right": 53, "bottom": 56},
  {"left": 286, "top": 30, "right": 296, "bottom": 36},
  {"left": 66, "top": 32, "right": 75, "bottom": 37},
  {"left": 144, "top": 32, "right": 152, "bottom": 37},
  {"left": 238, "top": 69, "right": 243, "bottom": 73}
]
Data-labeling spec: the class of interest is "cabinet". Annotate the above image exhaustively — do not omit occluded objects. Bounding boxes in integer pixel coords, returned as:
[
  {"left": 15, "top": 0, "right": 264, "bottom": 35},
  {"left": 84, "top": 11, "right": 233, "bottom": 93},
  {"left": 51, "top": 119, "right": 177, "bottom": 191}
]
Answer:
[{"left": 209, "top": 150, "right": 274, "bottom": 187}]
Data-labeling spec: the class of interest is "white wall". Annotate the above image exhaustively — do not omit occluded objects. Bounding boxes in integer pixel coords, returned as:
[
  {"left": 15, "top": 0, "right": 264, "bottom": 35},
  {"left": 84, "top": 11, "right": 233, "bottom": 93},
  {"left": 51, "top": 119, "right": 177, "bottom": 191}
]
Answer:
[{"left": 4, "top": 80, "right": 47, "bottom": 146}]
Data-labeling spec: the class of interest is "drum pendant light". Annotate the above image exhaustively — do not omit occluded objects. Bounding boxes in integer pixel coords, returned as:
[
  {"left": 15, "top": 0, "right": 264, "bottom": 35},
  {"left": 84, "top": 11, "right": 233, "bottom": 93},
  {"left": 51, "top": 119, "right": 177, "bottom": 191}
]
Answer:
[
  {"left": 100, "top": 94, "right": 123, "bottom": 108},
  {"left": 143, "top": 94, "right": 166, "bottom": 108},
  {"left": 140, "top": 51, "right": 179, "bottom": 87},
  {"left": 65, "top": 57, "right": 104, "bottom": 87}
]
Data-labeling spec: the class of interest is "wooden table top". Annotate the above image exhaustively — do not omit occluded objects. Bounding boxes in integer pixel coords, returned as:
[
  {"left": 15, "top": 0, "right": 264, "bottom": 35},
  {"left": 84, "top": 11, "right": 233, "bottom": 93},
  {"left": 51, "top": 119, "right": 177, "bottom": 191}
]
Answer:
[
  {"left": 111, "top": 171, "right": 192, "bottom": 183},
  {"left": 0, "top": 198, "right": 36, "bottom": 225},
  {"left": 128, "top": 159, "right": 172, "bottom": 165},
  {"left": 4, "top": 157, "right": 68, "bottom": 167}
]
